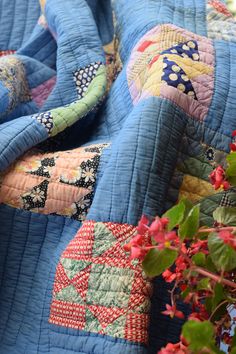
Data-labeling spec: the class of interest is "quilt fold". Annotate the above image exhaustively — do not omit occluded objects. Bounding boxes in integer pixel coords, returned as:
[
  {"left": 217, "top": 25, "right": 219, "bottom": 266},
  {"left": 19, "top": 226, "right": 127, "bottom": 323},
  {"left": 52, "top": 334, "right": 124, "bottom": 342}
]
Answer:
[{"left": 0, "top": 0, "right": 236, "bottom": 353}]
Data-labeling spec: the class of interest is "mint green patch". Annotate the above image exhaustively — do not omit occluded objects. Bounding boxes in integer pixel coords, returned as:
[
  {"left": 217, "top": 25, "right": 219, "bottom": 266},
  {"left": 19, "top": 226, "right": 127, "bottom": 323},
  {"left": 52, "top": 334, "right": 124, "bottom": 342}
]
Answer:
[
  {"left": 199, "top": 190, "right": 236, "bottom": 227},
  {"left": 177, "top": 155, "right": 213, "bottom": 182},
  {"left": 86, "top": 264, "right": 134, "bottom": 307},
  {"left": 55, "top": 285, "right": 84, "bottom": 303},
  {"left": 93, "top": 222, "right": 117, "bottom": 256},
  {"left": 61, "top": 258, "right": 91, "bottom": 279},
  {"left": 104, "top": 315, "right": 126, "bottom": 338},
  {"left": 50, "top": 65, "right": 106, "bottom": 137},
  {"left": 84, "top": 308, "right": 103, "bottom": 333},
  {"left": 136, "top": 298, "right": 151, "bottom": 314}
]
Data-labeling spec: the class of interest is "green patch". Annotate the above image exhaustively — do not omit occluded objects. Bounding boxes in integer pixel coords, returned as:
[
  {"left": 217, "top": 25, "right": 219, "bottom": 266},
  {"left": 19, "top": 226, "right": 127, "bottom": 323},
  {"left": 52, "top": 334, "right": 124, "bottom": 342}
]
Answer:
[
  {"left": 86, "top": 264, "right": 134, "bottom": 307},
  {"left": 55, "top": 285, "right": 84, "bottom": 303},
  {"left": 84, "top": 308, "right": 103, "bottom": 333},
  {"left": 104, "top": 315, "right": 126, "bottom": 338},
  {"left": 61, "top": 258, "right": 91, "bottom": 279},
  {"left": 93, "top": 223, "right": 117, "bottom": 256}
]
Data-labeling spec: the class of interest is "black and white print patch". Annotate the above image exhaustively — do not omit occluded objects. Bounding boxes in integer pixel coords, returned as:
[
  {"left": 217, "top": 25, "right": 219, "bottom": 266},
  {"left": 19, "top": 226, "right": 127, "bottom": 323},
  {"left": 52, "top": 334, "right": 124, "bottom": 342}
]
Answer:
[
  {"left": 34, "top": 111, "right": 54, "bottom": 135},
  {"left": 73, "top": 62, "right": 102, "bottom": 99}
]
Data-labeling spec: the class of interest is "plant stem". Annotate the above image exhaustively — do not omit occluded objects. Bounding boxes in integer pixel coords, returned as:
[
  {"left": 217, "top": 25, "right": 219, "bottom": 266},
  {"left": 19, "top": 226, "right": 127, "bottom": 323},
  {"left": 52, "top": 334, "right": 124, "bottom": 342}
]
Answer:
[
  {"left": 198, "top": 226, "right": 236, "bottom": 233},
  {"left": 194, "top": 267, "right": 236, "bottom": 289},
  {"left": 209, "top": 300, "right": 228, "bottom": 321}
]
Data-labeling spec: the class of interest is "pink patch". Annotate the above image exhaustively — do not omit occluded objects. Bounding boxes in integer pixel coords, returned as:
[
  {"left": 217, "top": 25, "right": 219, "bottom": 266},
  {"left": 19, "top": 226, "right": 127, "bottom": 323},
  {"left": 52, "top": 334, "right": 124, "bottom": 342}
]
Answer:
[
  {"left": 149, "top": 54, "right": 160, "bottom": 67},
  {"left": 0, "top": 50, "right": 16, "bottom": 57},
  {"left": 127, "top": 24, "right": 215, "bottom": 121},
  {"left": 31, "top": 76, "right": 56, "bottom": 108},
  {"left": 208, "top": 0, "right": 233, "bottom": 17},
  {"left": 138, "top": 40, "right": 155, "bottom": 52}
]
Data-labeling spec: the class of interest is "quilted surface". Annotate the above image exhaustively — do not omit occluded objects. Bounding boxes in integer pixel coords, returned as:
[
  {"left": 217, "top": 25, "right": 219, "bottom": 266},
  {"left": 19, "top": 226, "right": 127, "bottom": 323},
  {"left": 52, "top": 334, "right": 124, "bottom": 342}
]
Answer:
[
  {"left": 0, "top": 0, "right": 236, "bottom": 353},
  {"left": 0, "top": 0, "right": 41, "bottom": 50}
]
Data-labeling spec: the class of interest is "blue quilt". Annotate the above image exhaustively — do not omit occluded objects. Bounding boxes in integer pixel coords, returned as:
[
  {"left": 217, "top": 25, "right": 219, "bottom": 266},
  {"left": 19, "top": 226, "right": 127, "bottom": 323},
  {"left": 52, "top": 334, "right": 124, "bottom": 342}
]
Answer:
[{"left": 0, "top": 0, "right": 236, "bottom": 353}]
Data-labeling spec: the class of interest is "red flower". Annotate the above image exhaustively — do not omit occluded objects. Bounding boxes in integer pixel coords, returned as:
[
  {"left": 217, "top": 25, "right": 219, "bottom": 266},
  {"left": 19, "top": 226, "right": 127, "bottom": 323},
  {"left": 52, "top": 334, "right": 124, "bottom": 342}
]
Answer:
[
  {"left": 188, "top": 312, "right": 202, "bottom": 322},
  {"left": 209, "top": 165, "right": 230, "bottom": 190},
  {"left": 137, "top": 215, "right": 149, "bottom": 235},
  {"left": 162, "top": 269, "right": 177, "bottom": 283},
  {"left": 218, "top": 230, "right": 236, "bottom": 250},
  {"left": 155, "top": 231, "right": 178, "bottom": 249},
  {"left": 149, "top": 216, "right": 169, "bottom": 235},
  {"left": 124, "top": 234, "right": 148, "bottom": 260},
  {"left": 175, "top": 255, "right": 188, "bottom": 272},
  {"left": 232, "top": 130, "right": 236, "bottom": 137},
  {"left": 162, "top": 304, "right": 185, "bottom": 319},
  {"left": 130, "top": 246, "right": 148, "bottom": 260},
  {"left": 158, "top": 342, "right": 188, "bottom": 354},
  {"left": 230, "top": 143, "right": 236, "bottom": 152},
  {"left": 180, "top": 284, "right": 187, "bottom": 292},
  {"left": 190, "top": 239, "right": 208, "bottom": 255}
]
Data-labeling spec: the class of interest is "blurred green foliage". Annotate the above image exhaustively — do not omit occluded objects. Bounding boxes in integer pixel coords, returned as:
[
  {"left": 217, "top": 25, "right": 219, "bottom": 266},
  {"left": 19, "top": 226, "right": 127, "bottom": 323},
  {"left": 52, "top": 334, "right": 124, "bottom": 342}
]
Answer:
[{"left": 227, "top": 0, "right": 236, "bottom": 16}]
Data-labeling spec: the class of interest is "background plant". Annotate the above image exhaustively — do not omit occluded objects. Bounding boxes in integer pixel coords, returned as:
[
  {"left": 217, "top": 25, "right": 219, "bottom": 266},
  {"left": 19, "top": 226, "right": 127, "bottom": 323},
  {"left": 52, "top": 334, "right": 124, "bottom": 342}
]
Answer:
[{"left": 124, "top": 131, "right": 236, "bottom": 354}]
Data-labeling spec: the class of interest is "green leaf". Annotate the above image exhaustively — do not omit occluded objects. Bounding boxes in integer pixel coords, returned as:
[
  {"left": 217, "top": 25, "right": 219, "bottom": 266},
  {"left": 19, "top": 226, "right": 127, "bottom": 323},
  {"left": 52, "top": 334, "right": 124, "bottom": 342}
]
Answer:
[
  {"left": 205, "top": 255, "right": 217, "bottom": 273},
  {"left": 181, "top": 286, "right": 191, "bottom": 300},
  {"left": 228, "top": 176, "right": 236, "bottom": 186},
  {"left": 192, "top": 252, "right": 206, "bottom": 266},
  {"left": 212, "top": 283, "right": 225, "bottom": 310},
  {"left": 142, "top": 248, "right": 177, "bottom": 277},
  {"left": 208, "top": 232, "right": 236, "bottom": 271},
  {"left": 163, "top": 200, "right": 186, "bottom": 231},
  {"left": 213, "top": 206, "right": 236, "bottom": 226},
  {"left": 181, "top": 198, "right": 194, "bottom": 218},
  {"left": 197, "top": 278, "right": 211, "bottom": 291},
  {"left": 182, "top": 320, "right": 215, "bottom": 352},
  {"left": 205, "top": 297, "right": 212, "bottom": 313},
  {"left": 226, "top": 152, "right": 236, "bottom": 180},
  {"left": 179, "top": 204, "right": 200, "bottom": 239}
]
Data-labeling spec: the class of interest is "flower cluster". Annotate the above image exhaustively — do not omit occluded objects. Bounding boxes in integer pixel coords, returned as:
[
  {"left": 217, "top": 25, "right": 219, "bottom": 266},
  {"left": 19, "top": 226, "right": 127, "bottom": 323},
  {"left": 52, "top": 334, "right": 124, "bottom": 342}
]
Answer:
[
  {"left": 209, "top": 165, "right": 230, "bottom": 191},
  {"left": 123, "top": 130, "right": 236, "bottom": 353},
  {"left": 124, "top": 215, "right": 178, "bottom": 260}
]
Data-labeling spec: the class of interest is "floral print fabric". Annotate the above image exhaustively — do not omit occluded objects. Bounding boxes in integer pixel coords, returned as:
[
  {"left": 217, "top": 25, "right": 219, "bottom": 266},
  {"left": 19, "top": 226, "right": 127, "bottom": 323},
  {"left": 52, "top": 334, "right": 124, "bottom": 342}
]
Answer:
[{"left": 0, "top": 143, "right": 109, "bottom": 221}]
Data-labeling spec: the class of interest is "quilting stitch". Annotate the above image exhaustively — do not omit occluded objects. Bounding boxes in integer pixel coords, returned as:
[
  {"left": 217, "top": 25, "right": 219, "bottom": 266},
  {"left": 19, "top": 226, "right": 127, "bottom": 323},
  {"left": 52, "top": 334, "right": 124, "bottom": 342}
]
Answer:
[
  {"left": 0, "top": 143, "right": 109, "bottom": 221},
  {"left": 127, "top": 24, "right": 214, "bottom": 121},
  {"left": 49, "top": 221, "right": 152, "bottom": 344}
]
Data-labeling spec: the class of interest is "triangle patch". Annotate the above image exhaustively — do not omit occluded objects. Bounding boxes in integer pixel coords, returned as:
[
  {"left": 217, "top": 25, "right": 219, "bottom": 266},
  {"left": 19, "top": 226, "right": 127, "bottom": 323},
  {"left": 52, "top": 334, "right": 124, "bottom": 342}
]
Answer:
[{"left": 61, "top": 258, "right": 91, "bottom": 279}]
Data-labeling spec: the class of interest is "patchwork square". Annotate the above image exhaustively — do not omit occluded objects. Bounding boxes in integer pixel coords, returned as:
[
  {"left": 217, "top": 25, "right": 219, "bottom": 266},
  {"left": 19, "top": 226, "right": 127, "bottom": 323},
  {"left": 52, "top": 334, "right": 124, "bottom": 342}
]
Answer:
[
  {"left": 73, "top": 62, "right": 102, "bottom": 100},
  {"left": 127, "top": 24, "right": 214, "bottom": 121},
  {"left": 49, "top": 221, "right": 152, "bottom": 344},
  {"left": 0, "top": 56, "right": 31, "bottom": 115},
  {"left": 0, "top": 143, "right": 109, "bottom": 221},
  {"left": 207, "top": 0, "right": 236, "bottom": 42}
]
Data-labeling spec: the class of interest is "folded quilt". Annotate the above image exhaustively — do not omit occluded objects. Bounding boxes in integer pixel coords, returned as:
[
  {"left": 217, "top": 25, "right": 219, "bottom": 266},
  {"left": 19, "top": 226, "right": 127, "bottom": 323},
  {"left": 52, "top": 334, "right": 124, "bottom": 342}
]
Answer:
[{"left": 0, "top": 0, "right": 236, "bottom": 353}]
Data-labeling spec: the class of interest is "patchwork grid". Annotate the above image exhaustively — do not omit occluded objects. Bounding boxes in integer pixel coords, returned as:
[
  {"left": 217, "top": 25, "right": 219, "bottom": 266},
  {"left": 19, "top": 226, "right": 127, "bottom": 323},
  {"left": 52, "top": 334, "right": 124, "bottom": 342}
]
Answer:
[
  {"left": 0, "top": 143, "right": 109, "bottom": 221},
  {"left": 49, "top": 221, "right": 152, "bottom": 344}
]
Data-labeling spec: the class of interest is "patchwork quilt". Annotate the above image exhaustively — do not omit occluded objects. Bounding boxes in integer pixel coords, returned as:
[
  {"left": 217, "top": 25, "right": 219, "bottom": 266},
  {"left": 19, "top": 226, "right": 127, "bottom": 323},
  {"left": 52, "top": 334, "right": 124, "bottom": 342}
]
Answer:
[{"left": 0, "top": 0, "right": 236, "bottom": 353}]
